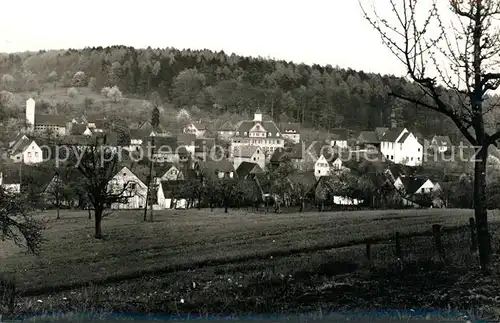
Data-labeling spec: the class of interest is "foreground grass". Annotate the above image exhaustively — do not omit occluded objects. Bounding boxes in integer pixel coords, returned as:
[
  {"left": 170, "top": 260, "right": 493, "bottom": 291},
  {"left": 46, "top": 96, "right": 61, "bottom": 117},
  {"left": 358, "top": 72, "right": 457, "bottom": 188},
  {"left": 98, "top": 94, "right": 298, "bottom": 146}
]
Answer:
[{"left": 0, "top": 208, "right": 496, "bottom": 294}]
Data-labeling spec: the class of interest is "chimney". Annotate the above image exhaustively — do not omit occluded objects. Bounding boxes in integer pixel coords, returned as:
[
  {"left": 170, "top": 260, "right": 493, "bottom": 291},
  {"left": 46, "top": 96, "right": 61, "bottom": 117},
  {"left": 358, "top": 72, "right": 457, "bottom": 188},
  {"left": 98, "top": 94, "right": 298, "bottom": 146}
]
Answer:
[
  {"left": 390, "top": 110, "right": 397, "bottom": 129},
  {"left": 26, "top": 98, "right": 35, "bottom": 131},
  {"left": 254, "top": 108, "right": 262, "bottom": 122}
]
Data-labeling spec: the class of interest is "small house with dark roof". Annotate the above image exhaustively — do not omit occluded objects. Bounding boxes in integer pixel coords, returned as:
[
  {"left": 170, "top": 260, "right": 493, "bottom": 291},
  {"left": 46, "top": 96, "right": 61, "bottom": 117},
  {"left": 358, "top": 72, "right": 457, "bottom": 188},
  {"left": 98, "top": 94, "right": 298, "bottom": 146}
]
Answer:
[
  {"left": 356, "top": 131, "right": 381, "bottom": 148},
  {"left": 236, "top": 161, "right": 264, "bottom": 180},
  {"left": 231, "top": 109, "right": 285, "bottom": 155},
  {"left": 393, "top": 175, "right": 441, "bottom": 207},
  {"left": 232, "top": 146, "right": 265, "bottom": 170},
  {"left": 280, "top": 122, "right": 301, "bottom": 144},
  {"left": 329, "top": 128, "right": 349, "bottom": 148},
  {"left": 184, "top": 121, "right": 208, "bottom": 138},
  {"left": 153, "top": 162, "right": 183, "bottom": 183},
  {"left": 9, "top": 137, "right": 43, "bottom": 164},
  {"left": 195, "top": 158, "right": 236, "bottom": 180},
  {"left": 380, "top": 128, "right": 423, "bottom": 166}
]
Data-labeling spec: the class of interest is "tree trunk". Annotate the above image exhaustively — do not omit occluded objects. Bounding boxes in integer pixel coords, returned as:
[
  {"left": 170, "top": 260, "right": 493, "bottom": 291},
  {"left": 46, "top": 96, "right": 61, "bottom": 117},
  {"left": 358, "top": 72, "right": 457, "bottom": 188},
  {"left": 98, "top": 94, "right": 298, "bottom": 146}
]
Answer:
[
  {"left": 474, "top": 146, "right": 492, "bottom": 271},
  {"left": 56, "top": 205, "right": 60, "bottom": 220},
  {"left": 94, "top": 207, "right": 103, "bottom": 239},
  {"left": 300, "top": 200, "right": 304, "bottom": 212}
]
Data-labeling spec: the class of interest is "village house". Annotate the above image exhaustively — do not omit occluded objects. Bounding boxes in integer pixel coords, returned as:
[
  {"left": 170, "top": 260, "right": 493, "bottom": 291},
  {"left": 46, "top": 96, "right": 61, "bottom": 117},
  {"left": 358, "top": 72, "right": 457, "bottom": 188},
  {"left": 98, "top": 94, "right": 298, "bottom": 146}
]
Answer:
[
  {"left": 85, "top": 117, "right": 106, "bottom": 133},
  {"left": 184, "top": 121, "right": 208, "bottom": 138},
  {"left": 269, "top": 141, "right": 325, "bottom": 171},
  {"left": 280, "top": 123, "right": 301, "bottom": 144},
  {"left": 108, "top": 166, "right": 148, "bottom": 210},
  {"left": 154, "top": 163, "right": 184, "bottom": 183},
  {"left": 314, "top": 154, "right": 331, "bottom": 179},
  {"left": 195, "top": 159, "right": 235, "bottom": 180},
  {"left": 236, "top": 161, "right": 264, "bottom": 180},
  {"left": 329, "top": 128, "right": 349, "bottom": 149},
  {"left": 429, "top": 135, "right": 452, "bottom": 153},
  {"left": 157, "top": 180, "right": 188, "bottom": 209},
  {"left": 25, "top": 98, "right": 70, "bottom": 136},
  {"left": 9, "top": 137, "right": 43, "bottom": 164},
  {"left": 393, "top": 176, "right": 442, "bottom": 207},
  {"left": 231, "top": 109, "right": 285, "bottom": 155},
  {"left": 217, "top": 120, "right": 236, "bottom": 141},
  {"left": 380, "top": 128, "right": 423, "bottom": 166},
  {"left": 232, "top": 146, "right": 266, "bottom": 170}
]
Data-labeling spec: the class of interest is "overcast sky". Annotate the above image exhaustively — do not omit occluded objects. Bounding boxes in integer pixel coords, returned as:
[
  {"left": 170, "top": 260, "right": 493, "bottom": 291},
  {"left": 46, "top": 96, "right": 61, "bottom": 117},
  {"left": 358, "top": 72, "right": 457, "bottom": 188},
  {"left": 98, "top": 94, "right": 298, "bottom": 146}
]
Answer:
[{"left": 0, "top": 0, "right": 413, "bottom": 77}]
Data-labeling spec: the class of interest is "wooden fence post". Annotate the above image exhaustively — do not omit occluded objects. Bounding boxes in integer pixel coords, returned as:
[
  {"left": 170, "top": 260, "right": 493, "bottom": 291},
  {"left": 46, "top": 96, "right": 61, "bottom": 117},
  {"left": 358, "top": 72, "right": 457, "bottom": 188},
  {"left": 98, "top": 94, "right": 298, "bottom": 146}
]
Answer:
[
  {"left": 395, "top": 232, "right": 402, "bottom": 258},
  {"left": 469, "top": 217, "right": 478, "bottom": 252},
  {"left": 366, "top": 243, "right": 371, "bottom": 260},
  {"left": 432, "top": 224, "right": 447, "bottom": 264}
]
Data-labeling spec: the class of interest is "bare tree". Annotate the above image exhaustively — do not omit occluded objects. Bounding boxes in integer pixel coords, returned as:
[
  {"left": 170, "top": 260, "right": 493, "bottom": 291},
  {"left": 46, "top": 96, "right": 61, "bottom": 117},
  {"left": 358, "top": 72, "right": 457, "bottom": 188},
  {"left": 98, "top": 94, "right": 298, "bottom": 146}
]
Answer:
[
  {"left": 69, "top": 135, "right": 135, "bottom": 238},
  {"left": 360, "top": 0, "right": 500, "bottom": 272}
]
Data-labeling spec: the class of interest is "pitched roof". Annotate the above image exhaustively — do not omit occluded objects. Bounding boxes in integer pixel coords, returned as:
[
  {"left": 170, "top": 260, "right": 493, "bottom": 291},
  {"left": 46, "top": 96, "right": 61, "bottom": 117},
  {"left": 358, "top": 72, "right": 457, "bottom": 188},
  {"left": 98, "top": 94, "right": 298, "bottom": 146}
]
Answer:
[
  {"left": 399, "top": 176, "right": 429, "bottom": 195},
  {"left": 130, "top": 128, "right": 151, "bottom": 139},
  {"left": 280, "top": 122, "right": 301, "bottom": 133},
  {"left": 233, "top": 146, "right": 262, "bottom": 158},
  {"left": 329, "top": 128, "right": 349, "bottom": 141},
  {"left": 218, "top": 120, "right": 235, "bottom": 131},
  {"left": 197, "top": 159, "right": 235, "bottom": 176},
  {"left": 236, "top": 161, "right": 264, "bottom": 179},
  {"left": 380, "top": 128, "right": 406, "bottom": 142},
  {"left": 235, "top": 120, "right": 282, "bottom": 139},
  {"left": 10, "top": 138, "right": 33, "bottom": 155},
  {"left": 357, "top": 131, "right": 380, "bottom": 144},
  {"left": 35, "top": 114, "right": 68, "bottom": 127},
  {"left": 396, "top": 132, "right": 410, "bottom": 143}
]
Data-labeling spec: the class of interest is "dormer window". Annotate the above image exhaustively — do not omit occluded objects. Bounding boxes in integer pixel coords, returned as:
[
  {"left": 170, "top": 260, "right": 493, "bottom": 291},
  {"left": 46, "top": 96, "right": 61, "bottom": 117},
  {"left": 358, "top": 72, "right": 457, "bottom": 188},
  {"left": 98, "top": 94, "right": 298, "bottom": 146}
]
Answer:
[
  {"left": 236, "top": 132, "right": 239, "bottom": 136},
  {"left": 268, "top": 132, "right": 271, "bottom": 136},
  {"left": 244, "top": 132, "right": 247, "bottom": 136},
  {"left": 277, "top": 133, "right": 280, "bottom": 137}
]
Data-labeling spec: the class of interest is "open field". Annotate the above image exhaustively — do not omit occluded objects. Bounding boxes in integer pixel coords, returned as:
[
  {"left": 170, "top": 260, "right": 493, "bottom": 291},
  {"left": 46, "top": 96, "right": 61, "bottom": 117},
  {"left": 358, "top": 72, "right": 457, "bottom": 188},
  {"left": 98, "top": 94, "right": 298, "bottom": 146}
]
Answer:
[
  {"left": 0, "top": 208, "right": 498, "bottom": 292},
  {"left": 2, "top": 208, "right": 500, "bottom": 319}
]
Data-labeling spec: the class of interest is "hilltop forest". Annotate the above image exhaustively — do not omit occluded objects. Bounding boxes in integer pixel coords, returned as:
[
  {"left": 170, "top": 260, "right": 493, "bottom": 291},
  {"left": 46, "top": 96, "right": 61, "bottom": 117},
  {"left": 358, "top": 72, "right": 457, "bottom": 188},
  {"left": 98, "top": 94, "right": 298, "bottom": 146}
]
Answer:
[{"left": 0, "top": 45, "right": 495, "bottom": 140}]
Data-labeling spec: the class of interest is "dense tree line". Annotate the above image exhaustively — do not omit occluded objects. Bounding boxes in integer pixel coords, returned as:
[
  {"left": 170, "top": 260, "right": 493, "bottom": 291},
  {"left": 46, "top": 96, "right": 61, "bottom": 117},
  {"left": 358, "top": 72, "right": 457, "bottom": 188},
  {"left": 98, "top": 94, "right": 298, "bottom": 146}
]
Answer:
[{"left": 0, "top": 46, "right": 480, "bottom": 139}]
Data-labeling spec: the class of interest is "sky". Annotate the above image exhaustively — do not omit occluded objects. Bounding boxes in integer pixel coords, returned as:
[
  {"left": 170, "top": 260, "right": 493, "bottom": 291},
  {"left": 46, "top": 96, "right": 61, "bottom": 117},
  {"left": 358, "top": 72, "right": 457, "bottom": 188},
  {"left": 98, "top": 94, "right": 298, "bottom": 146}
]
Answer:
[{"left": 0, "top": 0, "right": 413, "bottom": 77}]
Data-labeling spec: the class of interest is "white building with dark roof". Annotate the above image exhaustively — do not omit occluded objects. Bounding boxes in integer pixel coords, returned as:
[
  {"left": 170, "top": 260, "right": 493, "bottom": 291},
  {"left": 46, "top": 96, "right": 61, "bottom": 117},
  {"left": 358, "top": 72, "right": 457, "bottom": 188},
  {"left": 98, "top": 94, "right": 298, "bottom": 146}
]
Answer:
[
  {"left": 230, "top": 109, "right": 285, "bottom": 156},
  {"left": 380, "top": 127, "right": 423, "bottom": 166},
  {"left": 280, "top": 122, "right": 301, "bottom": 143},
  {"left": 25, "top": 98, "right": 70, "bottom": 136}
]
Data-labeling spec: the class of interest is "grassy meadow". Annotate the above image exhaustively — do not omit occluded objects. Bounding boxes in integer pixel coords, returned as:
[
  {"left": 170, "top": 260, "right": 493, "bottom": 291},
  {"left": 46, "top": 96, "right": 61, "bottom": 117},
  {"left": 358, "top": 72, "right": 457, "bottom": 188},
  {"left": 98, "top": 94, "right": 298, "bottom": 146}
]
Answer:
[{"left": 1, "top": 208, "right": 500, "bottom": 318}]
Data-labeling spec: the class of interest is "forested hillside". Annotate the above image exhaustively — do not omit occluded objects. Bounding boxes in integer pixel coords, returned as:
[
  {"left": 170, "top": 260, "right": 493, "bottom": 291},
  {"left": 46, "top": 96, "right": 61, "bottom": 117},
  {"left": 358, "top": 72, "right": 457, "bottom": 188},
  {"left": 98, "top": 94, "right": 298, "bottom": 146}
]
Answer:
[{"left": 0, "top": 45, "right": 489, "bottom": 139}]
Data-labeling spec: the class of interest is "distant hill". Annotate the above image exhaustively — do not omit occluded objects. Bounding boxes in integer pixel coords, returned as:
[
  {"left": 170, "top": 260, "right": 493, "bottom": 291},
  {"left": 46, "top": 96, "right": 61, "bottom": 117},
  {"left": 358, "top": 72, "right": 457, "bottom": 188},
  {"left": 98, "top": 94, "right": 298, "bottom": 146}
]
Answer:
[{"left": 0, "top": 46, "right": 475, "bottom": 139}]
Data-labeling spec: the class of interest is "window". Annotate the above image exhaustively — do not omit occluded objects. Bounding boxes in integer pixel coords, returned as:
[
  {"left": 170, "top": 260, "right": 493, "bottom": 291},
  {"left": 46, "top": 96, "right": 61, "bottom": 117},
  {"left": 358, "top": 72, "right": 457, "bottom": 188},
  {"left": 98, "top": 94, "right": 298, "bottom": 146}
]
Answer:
[
  {"left": 421, "top": 188, "right": 424, "bottom": 193},
  {"left": 386, "top": 155, "right": 389, "bottom": 159},
  {"left": 123, "top": 173, "right": 126, "bottom": 176},
  {"left": 418, "top": 148, "right": 421, "bottom": 152},
  {"left": 244, "top": 132, "right": 247, "bottom": 136},
  {"left": 35, "top": 152, "right": 39, "bottom": 157},
  {"left": 411, "top": 157, "right": 414, "bottom": 161},
  {"left": 417, "top": 157, "right": 421, "bottom": 161},
  {"left": 268, "top": 132, "right": 271, "bottom": 136},
  {"left": 28, "top": 152, "right": 32, "bottom": 157},
  {"left": 130, "top": 183, "right": 137, "bottom": 190},
  {"left": 253, "top": 157, "right": 256, "bottom": 161},
  {"left": 391, "top": 155, "right": 394, "bottom": 160}
]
